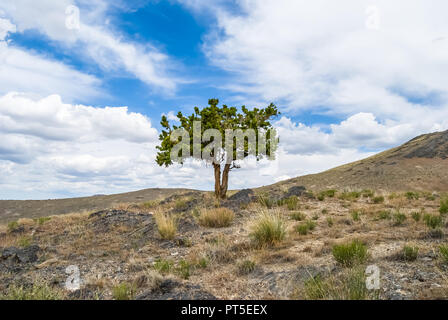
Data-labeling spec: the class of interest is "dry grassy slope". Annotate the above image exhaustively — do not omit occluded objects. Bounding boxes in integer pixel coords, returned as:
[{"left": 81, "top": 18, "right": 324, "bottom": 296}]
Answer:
[
  {"left": 0, "top": 188, "right": 197, "bottom": 223},
  {"left": 264, "top": 129, "right": 448, "bottom": 193},
  {"left": 2, "top": 130, "right": 448, "bottom": 223}
]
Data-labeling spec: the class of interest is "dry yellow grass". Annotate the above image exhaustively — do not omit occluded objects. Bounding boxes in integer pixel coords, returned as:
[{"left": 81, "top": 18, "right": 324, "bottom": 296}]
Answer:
[
  {"left": 154, "top": 212, "right": 177, "bottom": 240},
  {"left": 198, "top": 208, "right": 235, "bottom": 228}
]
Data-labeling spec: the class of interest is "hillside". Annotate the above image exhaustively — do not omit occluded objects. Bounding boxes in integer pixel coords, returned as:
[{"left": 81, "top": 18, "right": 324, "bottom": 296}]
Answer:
[
  {"left": 0, "top": 188, "right": 200, "bottom": 224},
  {"left": 269, "top": 130, "right": 448, "bottom": 193},
  {"left": 1, "top": 129, "right": 448, "bottom": 224}
]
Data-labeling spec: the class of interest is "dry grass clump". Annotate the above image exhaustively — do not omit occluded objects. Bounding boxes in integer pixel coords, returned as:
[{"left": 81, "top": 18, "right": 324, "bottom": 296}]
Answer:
[
  {"left": 154, "top": 212, "right": 177, "bottom": 240},
  {"left": 198, "top": 208, "right": 235, "bottom": 228},
  {"left": 300, "top": 267, "right": 376, "bottom": 300},
  {"left": 249, "top": 211, "right": 286, "bottom": 247},
  {"left": 1, "top": 281, "right": 64, "bottom": 300}
]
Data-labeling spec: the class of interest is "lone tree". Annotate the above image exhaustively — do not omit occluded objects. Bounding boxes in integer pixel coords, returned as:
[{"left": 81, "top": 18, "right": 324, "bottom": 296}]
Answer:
[{"left": 156, "top": 99, "right": 279, "bottom": 199}]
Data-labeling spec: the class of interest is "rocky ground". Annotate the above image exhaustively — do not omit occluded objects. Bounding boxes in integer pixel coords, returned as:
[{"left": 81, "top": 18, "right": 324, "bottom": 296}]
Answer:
[{"left": 0, "top": 187, "right": 447, "bottom": 300}]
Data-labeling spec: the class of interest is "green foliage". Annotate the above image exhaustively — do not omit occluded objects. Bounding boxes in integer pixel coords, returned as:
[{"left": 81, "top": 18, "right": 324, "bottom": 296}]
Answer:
[
  {"left": 439, "top": 245, "right": 448, "bottom": 264},
  {"left": 422, "top": 192, "right": 436, "bottom": 201},
  {"left": 326, "top": 217, "right": 334, "bottom": 227},
  {"left": 423, "top": 214, "right": 443, "bottom": 229},
  {"left": 257, "top": 194, "right": 276, "bottom": 209},
  {"left": 372, "top": 196, "right": 384, "bottom": 204},
  {"left": 338, "top": 191, "right": 361, "bottom": 201},
  {"left": 295, "top": 220, "right": 316, "bottom": 235},
  {"left": 285, "top": 196, "right": 299, "bottom": 210},
  {"left": 112, "top": 282, "right": 136, "bottom": 300},
  {"left": 440, "top": 198, "right": 448, "bottom": 215},
  {"left": 405, "top": 191, "right": 419, "bottom": 200},
  {"left": 154, "top": 259, "right": 174, "bottom": 274},
  {"left": 176, "top": 260, "right": 191, "bottom": 279},
  {"left": 332, "top": 240, "right": 368, "bottom": 267},
  {"left": 351, "top": 210, "right": 362, "bottom": 222},
  {"left": 321, "top": 208, "right": 328, "bottom": 214},
  {"left": 377, "top": 210, "right": 391, "bottom": 220},
  {"left": 34, "top": 217, "right": 51, "bottom": 225},
  {"left": 361, "top": 189, "right": 374, "bottom": 198},
  {"left": 411, "top": 211, "right": 422, "bottom": 222},
  {"left": 318, "top": 190, "right": 336, "bottom": 201},
  {"left": 250, "top": 212, "right": 286, "bottom": 247},
  {"left": 392, "top": 212, "right": 406, "bottom": 226},
  {"left": 197, "top": 257, "right": 209, "bottom": 269},
  {"left": 141, "top": 200, "right": 159, "bottom": 209},
  {"left": 7, "top": 221, "right": 20, "bottom": 233},
  {"left": 237, "top": 260, "right": 256, "bottom": 275},
  {"left": 17, "top": 236, "right": 32, "bottom": 248},
  {"left": 156, "top": 99, "right": 279, "bottom": 166},
  {"left": 290, "top": 211, "right": 306, "bottom": 221},
  {"left": 402, "top": 245, "right": 419, "bottom": 261},
  {"left": 175, "top": 199, "right": 188, "bottom": 211},
  {"left": 303, "top": 268, "right": 373, "bottom": 300},
  {"left": 1, "top": 282, "right": 63, "bottom": 300}
]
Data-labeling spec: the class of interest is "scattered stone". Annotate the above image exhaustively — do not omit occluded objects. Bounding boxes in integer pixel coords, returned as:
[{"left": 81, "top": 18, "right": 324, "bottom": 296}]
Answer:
[{"left": 1, "top": 245, "right": 40, "bottom": 264}]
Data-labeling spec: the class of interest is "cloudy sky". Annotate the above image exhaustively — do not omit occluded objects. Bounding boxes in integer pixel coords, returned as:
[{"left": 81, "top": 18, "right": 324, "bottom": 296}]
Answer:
[{"left": 1, "top": 0, "right": 448, "bottom": 199}]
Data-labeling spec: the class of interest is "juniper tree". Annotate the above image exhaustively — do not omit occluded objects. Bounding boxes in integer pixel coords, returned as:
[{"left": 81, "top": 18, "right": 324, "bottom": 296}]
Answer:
[{"left": 156, "top": 99, "right": 279, "bottom": 199}]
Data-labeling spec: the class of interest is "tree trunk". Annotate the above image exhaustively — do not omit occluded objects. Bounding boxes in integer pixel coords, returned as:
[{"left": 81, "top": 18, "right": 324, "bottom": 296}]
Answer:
[
  {"left": 213, "top": 163, "right": 221, "bottom": 198},
  {"left": 220, "top": 164, "right": 231, "bottom": 199}
]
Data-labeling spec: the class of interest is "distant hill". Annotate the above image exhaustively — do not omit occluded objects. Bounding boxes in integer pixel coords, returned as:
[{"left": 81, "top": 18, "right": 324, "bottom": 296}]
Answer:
[
  {"left": 2, "top": 130, "right": 448, "bottom": 223},
  {"left": 0, "top": 188, "right": 199, "bottom": 223},
  {"left": 268, "top": 129, "right": 448, "bottom": 193}
]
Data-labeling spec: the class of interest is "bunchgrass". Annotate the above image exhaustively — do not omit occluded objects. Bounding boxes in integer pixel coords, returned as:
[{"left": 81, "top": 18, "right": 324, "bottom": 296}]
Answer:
[
  {"left": 198, "top": 208, "right": 235, "bottom": 228},
  {"left": 154, "top": 212, "right": 177, "bottom": 240},
  {"left": 332, "top": 240, "right": 368, "bottom": 267},
  {"left": 250, "top": 211, "right": 286, "bottom": 247}
]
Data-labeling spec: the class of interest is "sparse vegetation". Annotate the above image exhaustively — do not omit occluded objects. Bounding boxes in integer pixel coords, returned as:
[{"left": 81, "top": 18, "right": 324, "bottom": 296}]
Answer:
[
  {"left": 237, "top": 260, "right": 256, "bottom": 275},
  {"left": 176, "top": 260, "right": 191, "bottom": 279},
  {"left": 351, "top": 210, "right": 361, "bottom": 222},
  {"left": 377, "top": 210, "right": 391, "bottom": 220},
  {"left": 440, "top": 197, "right": 448, "bottom": 215},
  {"left": 402, "top": 245, "right": 419, "bottom": 261},
  {"left": 339, "top": 191, "right": 361, "bottom": 201},
  {"left": 302, "top": 268, "right": 373, "bottom": 300},
  {"left": 154, "top": 258, "right": 174, "bottom": 274},
  {"left": 34, "top": 217, "right": 51, "bottom": 225},
  {"left": 423, "top": 213, "right": 443, "bottom": 230},
  {"left": 154, "top": 212, "right": 177, "bottom": 240},
  {"left": 392, "top": 212, "right": 406, "bottom": 226},
  {"left": 112, "top": 282, "right": 136, "bottom": 300},
  {"left": 372, "top": 196, "right": 384, "bottom": 204},
  {"left": 332, "top": 240, "right": 368, "bottom": 267},
  {"left": 17, "top": 236, "right": 32, "bottom": 248},
  {"left": 257, "top": 194, "right": 276, "bottom": 209},
  {"left": 285, "top": 196, "right": 299, "bottom": 210},
  {"left": 250, "top": 211, "right": 286, "bottom": 247},
  {"left": 198, "top": 208, "right": 235, "bottom": 228},
  {"left": 405, "top": 191, "right": 419, "bottom": 200},
  {"left": 1, "top": 282, "right": 63, "bottom": 300},
  {"left": 295, "top": 220, "right": 316, "bottom": 235},
  {"left": 326, "top": 217, "right": 334, "bottom": 227},
  {"left": 290, "top": 211, "right": 306, "bottom": 221},
  {"left": 7, "top": 220, "right": 20, "bottom": 233},
  {"left": 411, "top": 211, "right": 422, "bottom": 222},
  {"left": 439, "top": 245, "right": 448, "bottom": 264},
  {"left": 362, "top": 189, "right": 374, "bottom": 198}
]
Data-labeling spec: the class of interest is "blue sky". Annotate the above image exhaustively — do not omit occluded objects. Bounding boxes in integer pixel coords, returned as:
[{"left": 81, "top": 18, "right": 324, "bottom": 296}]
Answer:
[{"left": 1, "top": 0, "right": 448, "bottom": 199}]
